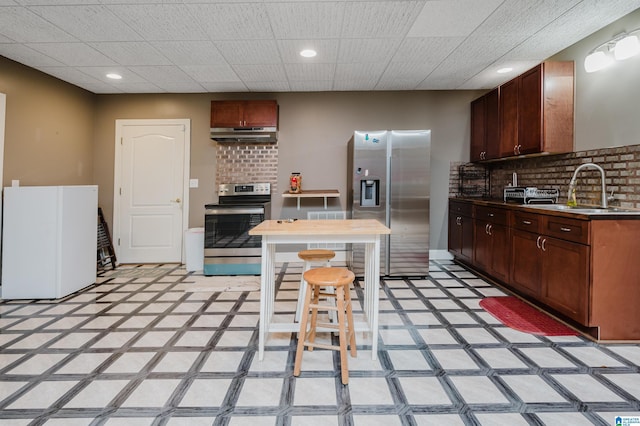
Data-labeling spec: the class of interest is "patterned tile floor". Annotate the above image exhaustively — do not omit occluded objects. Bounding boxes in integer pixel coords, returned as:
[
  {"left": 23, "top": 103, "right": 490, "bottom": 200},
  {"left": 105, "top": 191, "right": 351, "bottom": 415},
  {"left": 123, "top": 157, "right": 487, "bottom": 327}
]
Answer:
[{"left": 0, "top": 260, "right": 639, "bottom": 425}]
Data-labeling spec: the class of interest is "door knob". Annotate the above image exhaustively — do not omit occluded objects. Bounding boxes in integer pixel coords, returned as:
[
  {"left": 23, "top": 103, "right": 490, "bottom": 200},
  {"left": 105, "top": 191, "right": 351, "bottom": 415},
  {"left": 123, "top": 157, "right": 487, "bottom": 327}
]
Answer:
[{"left": 171, "top": 198, "right": 181, "bottom": 203}]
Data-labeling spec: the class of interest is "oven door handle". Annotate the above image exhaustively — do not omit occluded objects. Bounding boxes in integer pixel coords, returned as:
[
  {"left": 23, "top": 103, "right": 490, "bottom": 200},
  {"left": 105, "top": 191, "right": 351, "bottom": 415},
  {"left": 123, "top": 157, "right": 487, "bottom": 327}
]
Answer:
[{"left": 205, "top": 207, "right": 264, "bottom": 215}]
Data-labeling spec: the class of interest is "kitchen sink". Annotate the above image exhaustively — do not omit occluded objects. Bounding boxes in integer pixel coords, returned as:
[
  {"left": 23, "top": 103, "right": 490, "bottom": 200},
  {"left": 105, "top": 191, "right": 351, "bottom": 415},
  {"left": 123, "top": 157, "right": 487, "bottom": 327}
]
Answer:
[{"left": 524, "top": 204, "right": 640, "bottom": 214}]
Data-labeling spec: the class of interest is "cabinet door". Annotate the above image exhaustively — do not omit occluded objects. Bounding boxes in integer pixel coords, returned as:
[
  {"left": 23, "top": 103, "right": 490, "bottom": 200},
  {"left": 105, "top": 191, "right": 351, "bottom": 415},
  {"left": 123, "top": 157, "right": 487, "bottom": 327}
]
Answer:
[
  {"left": 518, "top": 65, "right": 542, "bottom": 155},
  {"left": 484, "top": 88, "right": 500, "bottom": 160},
  {"left": 499, "top": 78, "right": 518, "bottom": 157},
  {"left": 244, "top": 100, "right": 278, "bottom": 127},
  {"left": 510, "top": 229, "right": 542, "bottom": 297},
  {"left": 541, "top": 236, "right": 590, "bottom": 323},
  {"left": 474, "top": 219, "right": 491, "bottom": 272},
  {"left": 211, "top": 101, "right": 244, "bottom": 127},
  {"left": 470, "top": 96, "right": 486, "bottom": 162},
  {"left": 448, "top": 212, "right": 463, "bottom": 257},
  {"left": 460, "top": 215, "right": 474, "bottom": 262},
  {"left": 489, "top": 223, "right": 510, "bottom": 283}
]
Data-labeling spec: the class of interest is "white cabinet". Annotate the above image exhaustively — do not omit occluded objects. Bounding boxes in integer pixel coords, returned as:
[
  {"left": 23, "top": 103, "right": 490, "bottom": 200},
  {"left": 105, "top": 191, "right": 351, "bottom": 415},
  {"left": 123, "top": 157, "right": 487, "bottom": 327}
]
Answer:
[{"left": 2, "top": 185, "right": 98, "bottom": 299}]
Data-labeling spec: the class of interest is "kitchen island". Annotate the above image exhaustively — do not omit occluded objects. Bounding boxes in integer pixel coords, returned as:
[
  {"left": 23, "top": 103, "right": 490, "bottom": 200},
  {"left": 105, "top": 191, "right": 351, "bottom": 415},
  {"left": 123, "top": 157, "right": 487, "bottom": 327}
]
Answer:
[
  {"left": 249, "top": 219, "right": 391, "bottom": 360},
  {"left": 449, "top": 198, "right": 640, "bottom": 341}
]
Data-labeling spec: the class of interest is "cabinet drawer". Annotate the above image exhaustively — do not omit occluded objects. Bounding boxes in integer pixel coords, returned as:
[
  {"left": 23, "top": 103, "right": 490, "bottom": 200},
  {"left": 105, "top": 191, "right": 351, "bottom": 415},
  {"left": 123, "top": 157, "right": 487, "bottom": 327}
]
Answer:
[
  {"left": 543, "top": 216, "right": 589, "bottom": 244},
  {"left": 511, "top": 211, "right": 542, "bottom": 233},
  {"left": 475, "top": 206, "right": 508, "bottom": 225},
  {"left": 450, "top": 201, "right": 472, "bottom": 216}
]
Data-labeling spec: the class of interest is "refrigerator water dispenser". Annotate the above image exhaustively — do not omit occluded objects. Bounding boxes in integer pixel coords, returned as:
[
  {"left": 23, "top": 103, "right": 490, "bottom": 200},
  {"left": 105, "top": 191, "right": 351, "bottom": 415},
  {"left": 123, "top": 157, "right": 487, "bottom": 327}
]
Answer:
[{"left": 360, "top": 179, "right": 379, "bottom": 207}]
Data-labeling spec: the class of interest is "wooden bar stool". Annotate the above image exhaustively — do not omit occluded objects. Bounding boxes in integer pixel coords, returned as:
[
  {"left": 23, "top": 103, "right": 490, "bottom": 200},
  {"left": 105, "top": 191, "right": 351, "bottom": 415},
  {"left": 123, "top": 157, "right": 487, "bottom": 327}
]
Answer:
[
  {"left": 295, "top": 249, "right": 336, "bottom": 322},
  {"left": 293, "top": 267, "right": 356, "bottom": 385}
]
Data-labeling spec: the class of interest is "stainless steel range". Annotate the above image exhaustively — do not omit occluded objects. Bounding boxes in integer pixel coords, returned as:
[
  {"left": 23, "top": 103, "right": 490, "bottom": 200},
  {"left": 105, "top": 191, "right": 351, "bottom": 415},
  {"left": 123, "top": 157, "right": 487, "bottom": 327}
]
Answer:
[{"left": 203, "top": 183, "right": 271, "bottom": 276}]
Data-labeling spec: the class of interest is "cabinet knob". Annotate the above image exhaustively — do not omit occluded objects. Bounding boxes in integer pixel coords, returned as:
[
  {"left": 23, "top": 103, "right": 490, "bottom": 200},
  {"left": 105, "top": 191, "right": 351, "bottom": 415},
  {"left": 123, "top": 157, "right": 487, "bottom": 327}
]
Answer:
[
  {"left": 522, "top": 220, "right": 532, "bottom": 225},
  {"left": 541, "top": 238, "right": 547, "bottom": 251},
  {"left": 560, "top": 227, "right": 572, "bottom": 232},
  {"left": 536, "top": 235, "right": 542, "bottom": 249}
]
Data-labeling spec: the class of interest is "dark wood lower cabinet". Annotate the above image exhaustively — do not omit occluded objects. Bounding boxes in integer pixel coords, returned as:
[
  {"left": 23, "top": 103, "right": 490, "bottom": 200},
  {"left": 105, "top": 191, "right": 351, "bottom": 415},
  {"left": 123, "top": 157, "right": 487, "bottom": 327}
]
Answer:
[
  {"left": 448, "top": 198, "right": 640, "bottom": 341},
  {"left": 540, "top": 236, "right": 589, "bottom": 324},
  {"left": 509, "top": 229, "right": 542, "bottom": 298}
]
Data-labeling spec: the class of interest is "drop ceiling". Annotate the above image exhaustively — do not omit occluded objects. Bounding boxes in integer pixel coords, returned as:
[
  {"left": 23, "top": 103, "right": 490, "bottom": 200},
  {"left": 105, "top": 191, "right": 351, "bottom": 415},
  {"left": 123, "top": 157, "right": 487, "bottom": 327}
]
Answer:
[{"left": 1, "top": 0, "right": 639, "bottom": 94}]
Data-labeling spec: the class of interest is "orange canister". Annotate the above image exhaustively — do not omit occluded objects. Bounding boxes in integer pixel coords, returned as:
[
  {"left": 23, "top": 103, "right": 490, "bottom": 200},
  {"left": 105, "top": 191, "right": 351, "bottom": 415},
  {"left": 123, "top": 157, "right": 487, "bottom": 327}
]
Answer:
[{"left": 289, "top": 172, "right": 302, "bottom": 194}]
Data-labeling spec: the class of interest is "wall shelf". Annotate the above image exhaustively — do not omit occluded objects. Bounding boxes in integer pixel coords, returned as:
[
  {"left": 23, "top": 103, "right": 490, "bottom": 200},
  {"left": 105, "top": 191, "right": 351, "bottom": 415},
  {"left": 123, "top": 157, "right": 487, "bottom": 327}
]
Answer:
[{"left": 282, "top": 189, "right": 340, "bottom": 210}]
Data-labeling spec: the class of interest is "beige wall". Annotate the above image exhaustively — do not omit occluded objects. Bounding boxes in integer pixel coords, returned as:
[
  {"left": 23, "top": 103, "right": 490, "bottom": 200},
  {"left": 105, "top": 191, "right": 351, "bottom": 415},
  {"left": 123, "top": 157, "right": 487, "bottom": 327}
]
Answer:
[
  {"left": 0, "top": 57, "right": 95, "bottom": 186},
  {"left": 93, "top": 91, "right": 481, "bottom": 251},
  {"left": 550, "top": 7, "right": 640, "bottom": 151}
]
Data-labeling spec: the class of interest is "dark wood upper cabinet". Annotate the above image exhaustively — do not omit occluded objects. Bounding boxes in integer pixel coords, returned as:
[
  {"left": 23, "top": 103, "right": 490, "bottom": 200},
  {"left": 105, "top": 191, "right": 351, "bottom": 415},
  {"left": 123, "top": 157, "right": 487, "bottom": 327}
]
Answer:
[
  {"left": 472, "top": 61, "right": 574, "bottom": 162},
  {"left": 211, "top": 100, "right": 278, "bottom": 128},
  {"left": 470, "top": 88, "right": 499, "bottom": 162}
]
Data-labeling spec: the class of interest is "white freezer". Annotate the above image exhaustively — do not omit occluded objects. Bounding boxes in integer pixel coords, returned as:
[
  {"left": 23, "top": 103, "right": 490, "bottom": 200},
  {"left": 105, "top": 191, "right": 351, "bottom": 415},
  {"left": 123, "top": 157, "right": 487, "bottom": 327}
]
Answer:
[{"left": 2, "top": 185, "right": 98, "bottom": 299}]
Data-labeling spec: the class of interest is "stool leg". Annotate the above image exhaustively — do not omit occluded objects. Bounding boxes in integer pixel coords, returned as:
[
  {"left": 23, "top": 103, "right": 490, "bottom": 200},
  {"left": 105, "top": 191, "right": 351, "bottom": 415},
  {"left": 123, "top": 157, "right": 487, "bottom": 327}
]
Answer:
[
  {"left": 307, "top": 284, "right": 321, "bottom": 351},
  {"left": 295, "top": 261, "right": 312, "bottom": 322},
  {"left": 294, "top": 282, "right": 313, "bottom": 377},
  {"left": 336, "top": 286, "right": 349, "bottom": 385},
  {"left": 344, "top": 284, "right": 357, "bottom": 357}
]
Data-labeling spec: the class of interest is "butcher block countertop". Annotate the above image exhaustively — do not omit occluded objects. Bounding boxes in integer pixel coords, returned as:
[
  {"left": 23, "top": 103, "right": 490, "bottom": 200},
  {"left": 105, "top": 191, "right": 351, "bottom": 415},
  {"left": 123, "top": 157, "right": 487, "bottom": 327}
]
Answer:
[{"left": 249, "top": 219, "right": 390, "bottom": 236}]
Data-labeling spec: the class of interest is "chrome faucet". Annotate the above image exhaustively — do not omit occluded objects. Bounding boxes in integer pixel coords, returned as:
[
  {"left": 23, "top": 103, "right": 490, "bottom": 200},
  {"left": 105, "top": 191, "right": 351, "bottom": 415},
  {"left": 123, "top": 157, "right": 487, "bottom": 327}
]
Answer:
[{"left": 567, "top": 163, "right": 608, "bottom": 208}]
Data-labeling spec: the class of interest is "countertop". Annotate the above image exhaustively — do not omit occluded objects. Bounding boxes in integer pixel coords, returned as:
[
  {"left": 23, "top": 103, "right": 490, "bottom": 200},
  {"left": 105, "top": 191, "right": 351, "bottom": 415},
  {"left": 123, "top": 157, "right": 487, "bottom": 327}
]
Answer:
[
  {"left": 249, "top": 219, "right": 391, "bottom": 235},
  {"left": 450, "top": 197, "right": 640, "bottom": 220}
]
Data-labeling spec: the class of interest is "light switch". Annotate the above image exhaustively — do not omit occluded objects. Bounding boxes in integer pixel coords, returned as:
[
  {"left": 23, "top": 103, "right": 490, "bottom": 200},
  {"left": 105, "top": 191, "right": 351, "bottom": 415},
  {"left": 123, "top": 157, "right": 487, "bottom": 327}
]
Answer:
[
  {"left": 11, "top": 180, "right": 19, "bottom": 187},
  {"left": 189, "top": 179, "right": 199, "bottom": 188}
]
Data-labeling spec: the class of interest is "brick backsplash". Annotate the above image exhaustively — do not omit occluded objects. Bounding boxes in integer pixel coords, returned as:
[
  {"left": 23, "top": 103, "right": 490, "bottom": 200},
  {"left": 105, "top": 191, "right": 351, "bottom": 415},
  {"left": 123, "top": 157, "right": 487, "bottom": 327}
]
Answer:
[
  {"left": 450, "top": 144, "right": 640, "bottom": 208},
  {"left": 216, "top": 143, "right": 278, "bottom": 191}
]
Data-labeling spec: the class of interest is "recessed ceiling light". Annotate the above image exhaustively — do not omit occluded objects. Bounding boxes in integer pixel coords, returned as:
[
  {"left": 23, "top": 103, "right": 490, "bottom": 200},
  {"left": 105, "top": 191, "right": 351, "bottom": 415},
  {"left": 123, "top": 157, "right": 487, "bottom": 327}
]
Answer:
[
  {"left": 497, "top": 67, "right": 513, "bottom": 74},
  {"left": 300, "top": 49, "right": 317, "bottom": 58},
  {"left": 106, "top": 73, "right": 122, "bottom": 80}
]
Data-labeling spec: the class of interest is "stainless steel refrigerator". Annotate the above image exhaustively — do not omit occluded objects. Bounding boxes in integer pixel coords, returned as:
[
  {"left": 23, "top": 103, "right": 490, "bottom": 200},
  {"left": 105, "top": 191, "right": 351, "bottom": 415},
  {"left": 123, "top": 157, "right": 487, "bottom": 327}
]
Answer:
[{"left": 347, "top": 130, "right": 430, "bottom": 277}]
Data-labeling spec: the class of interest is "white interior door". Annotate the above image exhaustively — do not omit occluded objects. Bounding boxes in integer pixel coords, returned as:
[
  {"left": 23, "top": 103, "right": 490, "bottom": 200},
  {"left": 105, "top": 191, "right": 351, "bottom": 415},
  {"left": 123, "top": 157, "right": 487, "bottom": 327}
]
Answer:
[
  {"left": 0, "top": 93, "right": 6, "bottom": 272},
  {"left": 114, "top": 119, "right": 190, "bottom": 264}
]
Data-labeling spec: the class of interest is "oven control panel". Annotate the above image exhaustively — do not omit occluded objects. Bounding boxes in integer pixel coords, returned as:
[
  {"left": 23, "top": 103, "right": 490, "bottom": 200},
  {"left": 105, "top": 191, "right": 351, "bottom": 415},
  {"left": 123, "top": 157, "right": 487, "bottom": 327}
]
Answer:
[{"left": 218, "top": 182, "right": 271, "bottom": 196}]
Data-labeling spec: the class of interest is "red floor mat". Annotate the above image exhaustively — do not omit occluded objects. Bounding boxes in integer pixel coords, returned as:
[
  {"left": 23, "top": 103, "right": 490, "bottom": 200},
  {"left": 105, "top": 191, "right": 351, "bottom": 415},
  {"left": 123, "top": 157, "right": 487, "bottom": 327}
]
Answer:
[{"left": 480, "top": 297, "right": 579, "bottom": 336}]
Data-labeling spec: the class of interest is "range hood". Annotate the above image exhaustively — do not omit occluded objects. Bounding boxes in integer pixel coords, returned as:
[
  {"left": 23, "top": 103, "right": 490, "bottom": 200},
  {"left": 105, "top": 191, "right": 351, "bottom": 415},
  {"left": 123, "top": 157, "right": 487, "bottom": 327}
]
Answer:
[{"left": 210, "top": 127, "right": 278, "bottom": 143}]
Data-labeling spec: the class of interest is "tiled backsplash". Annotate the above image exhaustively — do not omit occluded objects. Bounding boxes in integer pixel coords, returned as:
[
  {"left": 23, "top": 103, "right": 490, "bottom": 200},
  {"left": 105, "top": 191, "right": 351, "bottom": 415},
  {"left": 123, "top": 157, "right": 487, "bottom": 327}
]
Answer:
[
  {"left": 216, "top": 143, "right": 278, "bottom": 191},
  {"left": 450, "top": 144, "right": 640, "bottom": 208}
]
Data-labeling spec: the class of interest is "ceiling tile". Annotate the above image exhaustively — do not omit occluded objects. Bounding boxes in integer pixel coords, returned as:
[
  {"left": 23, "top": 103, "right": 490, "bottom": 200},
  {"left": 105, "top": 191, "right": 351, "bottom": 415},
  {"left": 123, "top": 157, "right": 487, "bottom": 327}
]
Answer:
[
  {"left": 334, "top": 62, "right": 386, "bottom": 81},
  {"left": 392, "top": 37, "right": 464, "bottom": 63},
  {"left": 379, "top": 61, "right": 436, "bottom": 81},
  {"left": 333, "top": 79, "right": 378, "bottom": 91},
  {"left": 342, "top": 1, "right": 425, "bottom": 38},
  {"left": 232, "top": 64, "right": 287, "bottom": 82},
  {"left": 180, "top": 65, "right": 240, "bottom": 83},
  {"left": 188, "top": 3, "right": 274, "bottom": 41},
  {"left": 374, "top": 79, "right": 419, "bottom": 90},
  {"left": 28, "top": 5, "right": 140, "bottom": 42},
  {"left": 0, "top": 6, "right": 77, "bottom": 42},
  {"left": 151, "top": 41, "right": 226, "bottom": 66},
  {"left": 0, "top": 43, "right": 64, "bottom": 66},
  {"left": 215, "top": 40, "right": 282, "bottom": 65},
  {"left": 99, "top": 82, "right": 161, "bottom": 93},
  {"left": 284, "top": 63, "right": 335, "bottom": 81},
  {"left": 277, "top": 39, "right": 339, "bottom": 63},
  {"left": 90, "top": 42, "right": 171, "bottom": 66},
  {"left": 154, "top": 81, "right": 206, "bottom": 93},
  {"left": 244, "top": 81, "right": 291, "bottom": 92},
  {"left": 37, "top": 66, "right": 108, "bottom": 87},
  {"left": 106, "top": 4, "right": 207, "bottom": 41},
  {"left": 200, "top": 81, "right": 248, "bottom": 93},
  {"left": 473, "top": 0, "right": 581, "bottom": 37},
  {"left": 267, "top": 2, "right": 344, "bottom": 39},
  {"left": 127, "top": 65, "right": 197, "bottom": 86},
  {"left": 27, "top": 43, "right": 117, "bottom": 66},
  {"left": 337, "top": 38, "right": 402, "bottom": 63},
  {"left": 290, "top": 80, "right": 334, "bottom": 92},
  {"left": 75, "top": 66, "right": 147, "bottom": 84},
  {"left": 408, "top": 0, "right": 502, "bottom": 37}
]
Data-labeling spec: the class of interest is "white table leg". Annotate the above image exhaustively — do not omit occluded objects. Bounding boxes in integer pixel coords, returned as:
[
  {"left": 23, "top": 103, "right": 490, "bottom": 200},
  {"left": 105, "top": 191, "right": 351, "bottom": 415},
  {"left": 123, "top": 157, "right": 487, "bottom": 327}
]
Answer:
[
  {"left": 258, "top": 239, "right": 275, "bottom": 361},
  {"left": 364, "top": 237, "right": 380, "bottom": 360}
]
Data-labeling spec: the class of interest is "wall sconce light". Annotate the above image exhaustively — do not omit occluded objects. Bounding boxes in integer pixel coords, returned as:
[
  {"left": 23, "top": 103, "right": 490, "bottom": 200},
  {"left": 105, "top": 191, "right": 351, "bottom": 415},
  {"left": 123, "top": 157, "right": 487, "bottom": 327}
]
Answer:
[{"left": 584, "top": 28, "right": 640, "bottom": 73}]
